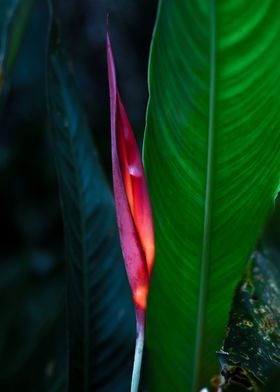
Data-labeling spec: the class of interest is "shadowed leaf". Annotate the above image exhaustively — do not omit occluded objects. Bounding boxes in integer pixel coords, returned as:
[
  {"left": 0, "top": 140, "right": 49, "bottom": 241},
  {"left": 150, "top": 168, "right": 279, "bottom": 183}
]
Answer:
[
  {"left": 0, "top": 0, "right": 35, "bottom": 90},
  {"left": 47, "top": 9, "right": 135, "bottom": 392},
  {"left": 0, "top": 258, "right": 64, "bottom": 392}
]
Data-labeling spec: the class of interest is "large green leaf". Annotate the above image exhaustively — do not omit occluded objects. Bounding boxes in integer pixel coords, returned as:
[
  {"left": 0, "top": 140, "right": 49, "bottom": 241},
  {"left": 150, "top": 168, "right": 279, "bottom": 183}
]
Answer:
[
  {"left": 47, "top": 9, "right": 135, "bottom": 392},
  {"left": 143, "top": 1, "right": 280, "bottom": 390}
]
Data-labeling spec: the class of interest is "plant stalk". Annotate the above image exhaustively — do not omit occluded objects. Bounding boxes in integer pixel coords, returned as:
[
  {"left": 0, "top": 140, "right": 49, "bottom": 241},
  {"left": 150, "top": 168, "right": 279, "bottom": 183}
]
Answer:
[{"left": 131, "top": 308, "right": 145, "bottom": 392}]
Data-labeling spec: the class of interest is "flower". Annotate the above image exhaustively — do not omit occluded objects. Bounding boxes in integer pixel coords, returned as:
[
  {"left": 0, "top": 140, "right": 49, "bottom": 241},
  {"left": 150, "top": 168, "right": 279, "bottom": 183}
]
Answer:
[{"left": 107, "top": 33, "right": 155, "bottom": 311}]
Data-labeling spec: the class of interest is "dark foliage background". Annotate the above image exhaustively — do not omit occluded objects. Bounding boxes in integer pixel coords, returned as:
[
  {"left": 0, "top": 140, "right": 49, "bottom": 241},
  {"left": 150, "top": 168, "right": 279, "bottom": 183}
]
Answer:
[{"left": 0, "top": 1, "right": 157, "bottom": 391}]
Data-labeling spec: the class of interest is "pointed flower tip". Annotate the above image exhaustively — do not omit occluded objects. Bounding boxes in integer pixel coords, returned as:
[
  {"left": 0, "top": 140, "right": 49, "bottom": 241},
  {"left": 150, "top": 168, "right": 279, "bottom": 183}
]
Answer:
[
  {"left": 106, "top": 13, "right": 110, "bottom": 29},
  {"left": 106, "top": 30, "right": 110, "bottom": 48},
  {"left": 106, "top": 33, "right": 155, "bottom": 312}
]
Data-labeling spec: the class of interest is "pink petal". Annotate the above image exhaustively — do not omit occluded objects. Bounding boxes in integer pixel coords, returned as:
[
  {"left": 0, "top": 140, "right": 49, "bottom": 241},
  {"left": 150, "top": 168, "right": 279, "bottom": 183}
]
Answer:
[{"left": 107, "top": 33, "right": 155, "bottom": 310}]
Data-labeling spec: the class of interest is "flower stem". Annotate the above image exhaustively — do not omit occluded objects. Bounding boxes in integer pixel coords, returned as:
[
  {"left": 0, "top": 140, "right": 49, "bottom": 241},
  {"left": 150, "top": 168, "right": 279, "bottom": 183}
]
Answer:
[{"left": 131, "top": 308, "right": 145, "bottom": 392}]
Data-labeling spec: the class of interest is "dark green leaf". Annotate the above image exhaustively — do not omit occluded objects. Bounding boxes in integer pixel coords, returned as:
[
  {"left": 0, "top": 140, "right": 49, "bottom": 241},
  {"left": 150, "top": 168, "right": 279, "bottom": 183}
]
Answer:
[
  {"left": 263, "top": 369, "right": 280, "bottom": 392},
  {"left": 218, "top": 251, "right": 280, "bottom": 391},
  {"left": 143, "top": 1, "right": 280, "bottom": 390},
  {"left": 49, "top": 372, "right": 67, "bottom": 392},
  {"left": 47, "top": 8, "right": 135, "bottom": 392},
  {"left": 0, "top": 257, "right": 64, "bottom": 391},
  {"left": 0, "top": 0, "right": 35, "bottom": 88}
]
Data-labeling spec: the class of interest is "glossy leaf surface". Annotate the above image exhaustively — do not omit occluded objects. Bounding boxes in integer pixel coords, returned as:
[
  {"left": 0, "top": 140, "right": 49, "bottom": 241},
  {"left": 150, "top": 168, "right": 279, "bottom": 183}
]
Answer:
[
  {"left": 47, "top": 13, "right": 135, "bottom": 392},
  {"left": 143, "top": 1, "right": 280, "bottom": 390}
]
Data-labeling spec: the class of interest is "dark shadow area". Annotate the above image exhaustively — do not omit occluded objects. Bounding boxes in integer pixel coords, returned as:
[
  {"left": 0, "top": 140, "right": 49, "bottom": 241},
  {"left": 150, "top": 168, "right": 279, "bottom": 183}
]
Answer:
[{"left": 0, "top": 1, "right": 157, "bottom": 391}]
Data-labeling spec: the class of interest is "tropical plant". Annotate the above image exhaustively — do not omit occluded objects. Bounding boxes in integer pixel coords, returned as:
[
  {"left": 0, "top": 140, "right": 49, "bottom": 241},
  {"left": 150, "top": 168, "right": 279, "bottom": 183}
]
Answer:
[{"left": 1, "top": 0, "right": 280, "bottom": 392}]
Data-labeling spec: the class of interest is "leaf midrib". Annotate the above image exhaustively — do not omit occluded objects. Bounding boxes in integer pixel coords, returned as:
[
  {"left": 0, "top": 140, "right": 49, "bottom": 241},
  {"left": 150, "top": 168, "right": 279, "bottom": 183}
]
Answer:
[{"left": 192, "top": 0, "right": 217, "bottom": 390}]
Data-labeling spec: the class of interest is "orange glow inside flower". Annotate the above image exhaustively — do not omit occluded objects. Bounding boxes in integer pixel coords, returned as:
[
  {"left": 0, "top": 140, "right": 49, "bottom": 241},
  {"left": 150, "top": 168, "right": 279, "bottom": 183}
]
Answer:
[
  {"left": 116, "top": 97, "right": 155, "bottom": 279},
  {"left": 133, "top": 285, "right": 149, "bottom": 310},
  {"left": 107, "top": 34, "right": 154, "bottom": 314}
]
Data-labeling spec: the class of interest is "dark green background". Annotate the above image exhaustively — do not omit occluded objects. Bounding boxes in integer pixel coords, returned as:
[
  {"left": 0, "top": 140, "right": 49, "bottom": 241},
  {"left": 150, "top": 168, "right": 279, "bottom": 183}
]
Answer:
[{"left": 0, "top": 1, "right": 157, "bottom": 391}]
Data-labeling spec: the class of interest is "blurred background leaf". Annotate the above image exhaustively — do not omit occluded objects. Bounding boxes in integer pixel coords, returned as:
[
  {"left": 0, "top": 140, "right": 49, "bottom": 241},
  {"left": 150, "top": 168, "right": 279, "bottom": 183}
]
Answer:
[
  {"left": 0, "top": 0, "right": 35, "bottom": 88},
  {"left": 0, "top": 0, "right": 156, "bottom": 391},
  {"left": 0, "top": 255, "right": 65, "bottom": 392},
  {"left": 47, "top": 6, "right": 136, "bottom": 391}
]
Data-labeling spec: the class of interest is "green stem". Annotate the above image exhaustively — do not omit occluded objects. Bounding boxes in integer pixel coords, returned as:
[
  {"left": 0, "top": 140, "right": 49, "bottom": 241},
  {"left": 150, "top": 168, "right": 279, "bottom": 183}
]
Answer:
[{"left": 131, "top": 308, "right": 145, "bottom": 392}]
